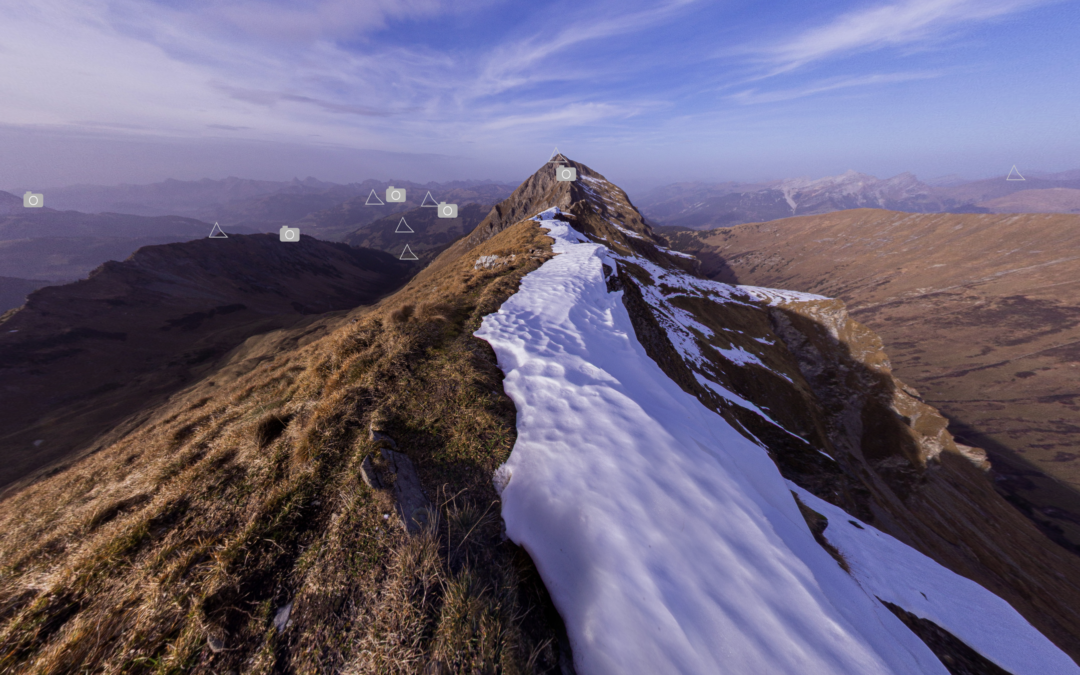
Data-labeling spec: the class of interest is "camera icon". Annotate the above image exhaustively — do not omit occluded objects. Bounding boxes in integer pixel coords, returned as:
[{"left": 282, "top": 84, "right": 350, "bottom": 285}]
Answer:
[
  {"left": 386, "top": 186, "right": 406, "bottom": 203},
  {"left": 555, "top": 165, "right": 576, "bottom": 182},
  {"left": 437, "top": 202, "right": 458, "bottom": 219},
  {"left": 279, "top": 226, "right": 300, "bottom": 242},
  {"left": 23, "top": 192, "right": 44, "bottom": 208}
]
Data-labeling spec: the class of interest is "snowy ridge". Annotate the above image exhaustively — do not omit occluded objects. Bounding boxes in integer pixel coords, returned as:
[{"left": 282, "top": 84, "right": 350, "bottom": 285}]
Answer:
[
  {"left": 478, "top": 209, "right": 945, "bottom": 674},
  {"left": 475, "top": 208, "right": 1078, "bottom": 674}
]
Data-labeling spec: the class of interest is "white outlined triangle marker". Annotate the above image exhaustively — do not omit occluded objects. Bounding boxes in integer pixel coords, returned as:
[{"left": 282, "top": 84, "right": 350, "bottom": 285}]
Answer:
[
  {"left": 365, "top": 189, "right": 385, "bottom": 205},
  {"left": 399, "top": 244, "right": 419, "bottom": 261},
  {"left": 208, "top": 222, "right": 227, "bottom": 238},
  {"left": 420, "top": 191, "right": 438, "bottom": 207},
  {"left": 548, "top": 146, "right": 561, "bottom": 162},
  {"left": 395, "top": 217, "right": 414, "bottom": 234},
  {"left": 1006, "top": 165, "right": 1026, "bottom": 181}
]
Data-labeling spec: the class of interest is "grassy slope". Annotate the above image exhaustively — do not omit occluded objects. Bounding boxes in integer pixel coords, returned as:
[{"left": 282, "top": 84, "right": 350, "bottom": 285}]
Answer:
[{"left": 0, "top": 220, "right": 569, "bottom": 674}]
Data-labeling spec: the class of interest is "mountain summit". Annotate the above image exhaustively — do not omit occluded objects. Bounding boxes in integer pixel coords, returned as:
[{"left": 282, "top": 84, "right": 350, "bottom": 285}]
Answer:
[{"left": 1, "top": 159, "right": 1078, "bottom": 673}]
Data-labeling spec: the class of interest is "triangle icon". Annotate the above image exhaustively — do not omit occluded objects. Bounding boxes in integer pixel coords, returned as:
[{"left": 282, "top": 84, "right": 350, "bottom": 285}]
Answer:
[
  {"left": 365, "top": 189, "right": 385, "bottom": 205},
  {"left": 208, "top": 222, "right": 228, "bottom": 238},
  {"left": 399, "top": 244, "right": 419, "bottom": 261},
  {"left": 1006, "top": 165, "right": 1025, "bottom": 181},
  {"left": 395, "top": 217, "right": 414, "bottom": 234},
  {"left": 548, "top": 146, "right": 561, "bottom": 163},
  {"left": 420, "top": 191, "right": 438, "bottom": 207}
]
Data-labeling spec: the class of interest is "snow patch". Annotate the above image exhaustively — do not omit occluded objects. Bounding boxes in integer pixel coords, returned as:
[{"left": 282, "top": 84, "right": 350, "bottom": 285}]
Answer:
[{"left": 740, "top": 284, "right": 828, "bottom": 305}]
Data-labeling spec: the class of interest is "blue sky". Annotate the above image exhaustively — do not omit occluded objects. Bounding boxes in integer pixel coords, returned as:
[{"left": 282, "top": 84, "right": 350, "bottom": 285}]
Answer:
[{"left": 1, "top": 0, "right": 1078, "bottom": 191}]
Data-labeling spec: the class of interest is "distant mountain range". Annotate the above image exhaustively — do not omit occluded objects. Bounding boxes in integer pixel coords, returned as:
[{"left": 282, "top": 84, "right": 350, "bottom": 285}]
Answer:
[
  {"left": 0, "top": 179, "right": 514, "bottom": 309},
  {"left": 636, "top": 169, "right": 1080, "bottom": 229},
  {"left": 3, "top": 167, "right": 1077, "bottom": 310},
  {"left": 30, "top": 176, "right": 516, "bottom": 232}
]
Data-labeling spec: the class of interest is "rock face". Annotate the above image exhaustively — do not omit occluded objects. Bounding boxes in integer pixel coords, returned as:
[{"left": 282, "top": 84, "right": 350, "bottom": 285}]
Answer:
[
  {"left": 380, "top": 448, "right": 433, "bottom": 534},
  {"left": 466, "top": 154, "right": 653, "bottom": 248}
]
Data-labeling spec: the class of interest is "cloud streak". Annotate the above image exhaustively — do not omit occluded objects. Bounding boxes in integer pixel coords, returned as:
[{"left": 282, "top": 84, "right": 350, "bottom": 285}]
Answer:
[
  {"left": 752, "top": 0, "right": 1052, "bottom": 74},
  {"left": 729, "top": 70, "right": 944, "bottom": 105}
]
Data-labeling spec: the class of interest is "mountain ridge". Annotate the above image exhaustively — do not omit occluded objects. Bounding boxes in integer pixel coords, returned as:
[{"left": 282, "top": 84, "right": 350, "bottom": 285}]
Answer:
[{"left": 1, "top": 159, "right": 1078, "bottom": 673}]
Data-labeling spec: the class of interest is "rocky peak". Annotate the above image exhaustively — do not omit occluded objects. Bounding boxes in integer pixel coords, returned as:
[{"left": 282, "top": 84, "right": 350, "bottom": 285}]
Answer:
[{"left": 466, "top": 155, "right": 656, "bottom": 248}]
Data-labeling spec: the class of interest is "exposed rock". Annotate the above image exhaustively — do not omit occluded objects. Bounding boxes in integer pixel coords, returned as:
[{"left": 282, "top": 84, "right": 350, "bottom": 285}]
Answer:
[
  {"left": 474, "top": 254, "right": 516, "bottom": 270},
  {"left": 207, "top": 635, "right": 225, "bottom": 653},
  {"left": 880, "top": 600, "right": 1012, "bottom": 675},
  {"left": 359, "top": 455, "right": 382, "bottom": 489},
  {"left": 955, "top": 443, "right": 990, "bottom": 471},
  {"left": 273, "top": 601, "right": 292, "bottom": 633},
  {"left": 381, "top": 448, "right": 432, "bottom": 533}
]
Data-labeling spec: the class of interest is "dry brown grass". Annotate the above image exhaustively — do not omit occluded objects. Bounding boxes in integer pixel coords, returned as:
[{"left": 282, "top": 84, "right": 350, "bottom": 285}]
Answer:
[{"left": 0, "top": 220, "right": 568, "bottom": 673}]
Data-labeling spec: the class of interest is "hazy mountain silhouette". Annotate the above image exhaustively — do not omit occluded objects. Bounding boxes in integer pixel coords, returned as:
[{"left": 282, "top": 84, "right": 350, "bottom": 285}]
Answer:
[{"left": 637, "top": 169, "right": 1080, "bottom": 229}]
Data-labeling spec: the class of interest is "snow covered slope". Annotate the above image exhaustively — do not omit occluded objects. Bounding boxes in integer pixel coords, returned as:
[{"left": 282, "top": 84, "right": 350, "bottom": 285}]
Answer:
[
  {"left": 793, "top": 485, "right": 1080, "bottom": 675},
  {"left": 476, "top": 208, "right": 1079, "bottom": 674}
]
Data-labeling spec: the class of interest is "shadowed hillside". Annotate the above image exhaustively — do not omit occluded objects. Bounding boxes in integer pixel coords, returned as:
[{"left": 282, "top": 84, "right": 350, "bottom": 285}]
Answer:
[
  {"left": 663, "top": 209, "right": 1080, "bottom": 555},
  {"left": 0, "top": 234, "right": 412, "bottom": 494}
]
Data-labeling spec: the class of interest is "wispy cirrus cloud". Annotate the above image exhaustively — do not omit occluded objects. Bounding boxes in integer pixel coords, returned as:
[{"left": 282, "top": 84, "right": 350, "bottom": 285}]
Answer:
[
  {"left": 473, "top": 0, "right": 699, "bottom": 97},
  {"left": 481, "top": 101, "right": 647, "bottom": 131},
  {"left": 729, "top": 70, "right": 944, "bottom": 105},
  {"left": 751, "top": 0, "right": 1053, "bottom": 75}
]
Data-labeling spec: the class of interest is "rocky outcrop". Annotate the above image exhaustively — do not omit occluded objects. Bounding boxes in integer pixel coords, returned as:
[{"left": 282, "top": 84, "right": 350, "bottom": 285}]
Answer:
[{"left": 465, "top": 155, "right": 654, "bottom": 249}]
